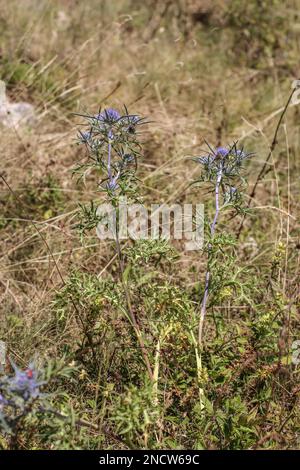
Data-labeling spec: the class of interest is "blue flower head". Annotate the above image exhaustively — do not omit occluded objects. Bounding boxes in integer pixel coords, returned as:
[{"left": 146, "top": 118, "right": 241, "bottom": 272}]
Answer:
[
  {"left": 215, "top": 147, "right": 229, "bottom": 157},
  {"left": 97, "top": 108, "right": 120, "bottom": 123},
  {"left": 8, "top": 362, "right": 44, "bottom": 401},
  {"left": 194, "top": 142, "right": 253, "bottom": 177}
]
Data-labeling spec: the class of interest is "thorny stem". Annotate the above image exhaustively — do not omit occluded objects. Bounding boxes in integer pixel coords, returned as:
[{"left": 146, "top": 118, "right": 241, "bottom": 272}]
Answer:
[
  {"left": 105, "top": 129, "right": 153, "bottom": 380},
  {"left": 198, "top": 165, "right": 223, "bottom": 348},
  {"left": 107, "top": 137, "right": 112, "bottom": 183},
  {"left": 195, "top": 164, "right": 223, "bottom": 410},
  {"left": 102, "top": 126, "right": 153, "bottom": 380}
]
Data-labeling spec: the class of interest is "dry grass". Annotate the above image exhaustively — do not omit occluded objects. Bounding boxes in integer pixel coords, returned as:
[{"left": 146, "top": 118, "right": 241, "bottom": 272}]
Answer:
[{"left": 0, "top": 0, "right": 300, "bottom": 449}]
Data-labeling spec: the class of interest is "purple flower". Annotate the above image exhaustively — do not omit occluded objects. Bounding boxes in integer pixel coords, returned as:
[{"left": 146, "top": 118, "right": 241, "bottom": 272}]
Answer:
[
  {"left": 195, "top": 142, "right": 253, "bottom": 174},
  {"left": 8, "top": 362, "right": 44, "bottom": 401},
  {"left": 96, "top": 108, "right": 120, "bottom": 123},
  {"left": 215, "top": 147, "right": 229, "bottom": 157}
]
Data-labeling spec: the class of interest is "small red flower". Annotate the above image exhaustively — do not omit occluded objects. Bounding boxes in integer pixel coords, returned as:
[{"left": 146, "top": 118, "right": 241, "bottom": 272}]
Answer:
[{"left": 26, "top": 369, "right": 33, "bottom": 379}]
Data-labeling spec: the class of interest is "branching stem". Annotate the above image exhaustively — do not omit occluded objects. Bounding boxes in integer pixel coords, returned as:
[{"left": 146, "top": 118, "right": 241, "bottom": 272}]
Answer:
[{"left": 198, "top": 165, "right": 223, "bottom": 347}]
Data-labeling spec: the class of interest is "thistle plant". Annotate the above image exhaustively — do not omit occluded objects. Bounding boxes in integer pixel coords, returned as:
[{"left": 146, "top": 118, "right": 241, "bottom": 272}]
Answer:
[
  {"left": 75, "top": 107, "right": 143, "bottom": 195},
  {"left": 194, "top": 143, "right": 253, "bottom": 345},
  {"left": 0, "top": 359, "right": 75, "bottom": 449},
  {"left": 75, "top": 107, "right": 153, "bottom": 380},
  {"left": 192, "top": 143, "right": 253, "bottom": 405},
  {"left": 0, "top": 361, "right": 45, "bottom": 432}
]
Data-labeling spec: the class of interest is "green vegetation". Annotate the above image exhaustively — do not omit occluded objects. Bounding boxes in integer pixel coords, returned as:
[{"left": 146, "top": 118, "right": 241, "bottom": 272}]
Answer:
[{"left": 0, "top": 0, "right": 299, "bottom": 450}]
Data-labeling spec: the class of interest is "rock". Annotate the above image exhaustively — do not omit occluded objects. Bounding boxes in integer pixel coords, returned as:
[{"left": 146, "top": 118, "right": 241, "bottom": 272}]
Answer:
[{"left": 0, "top": 81, "right": 36, "bottom": 129}]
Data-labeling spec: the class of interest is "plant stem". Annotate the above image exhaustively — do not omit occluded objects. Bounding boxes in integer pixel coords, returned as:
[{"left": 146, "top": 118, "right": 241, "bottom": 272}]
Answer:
[
  {"left": 198, "top": 165, "right": 223, "bottom": 348},
  {"left": 190, "top": 326, "right": 205, "bottom": 410},
  {"left": 195, "top": 165, "right": 223, "bottom": 410},
  {"left": 106, "top": 132, "right": 153, "bottom": 380},
  {"left": 153, "top": 324, "right": 173, "bottom": 405},
  {"left": 107, "top": 139, "right": 112, "bottom": 183}
]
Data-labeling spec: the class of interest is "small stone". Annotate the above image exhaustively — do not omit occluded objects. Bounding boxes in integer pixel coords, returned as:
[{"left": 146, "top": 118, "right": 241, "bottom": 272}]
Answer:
[{"left": 0, "top": 80, "right": 36, "bottom": 129}]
